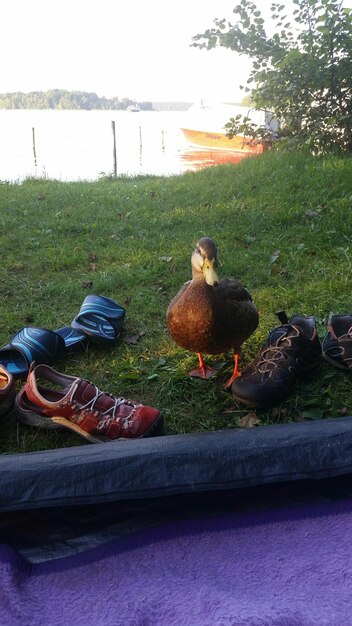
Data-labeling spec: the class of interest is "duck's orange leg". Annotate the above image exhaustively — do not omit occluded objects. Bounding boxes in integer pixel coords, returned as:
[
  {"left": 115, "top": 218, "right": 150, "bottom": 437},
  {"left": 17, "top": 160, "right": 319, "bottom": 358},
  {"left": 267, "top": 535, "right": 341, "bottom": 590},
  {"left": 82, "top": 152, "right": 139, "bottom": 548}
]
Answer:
[
  {"left": 188, "top": 353, "right": 217, "bottom": 380},
  {"left": 224, "top": 352, "right": 241, "bottom": 389}
]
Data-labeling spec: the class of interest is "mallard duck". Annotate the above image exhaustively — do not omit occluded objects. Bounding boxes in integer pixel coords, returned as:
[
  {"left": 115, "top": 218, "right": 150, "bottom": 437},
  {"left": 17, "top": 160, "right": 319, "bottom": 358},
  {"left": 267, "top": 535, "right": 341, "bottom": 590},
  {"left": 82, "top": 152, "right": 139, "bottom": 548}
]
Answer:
[{"left": 166, "top": 237, "right": 259, "bottom": 387}]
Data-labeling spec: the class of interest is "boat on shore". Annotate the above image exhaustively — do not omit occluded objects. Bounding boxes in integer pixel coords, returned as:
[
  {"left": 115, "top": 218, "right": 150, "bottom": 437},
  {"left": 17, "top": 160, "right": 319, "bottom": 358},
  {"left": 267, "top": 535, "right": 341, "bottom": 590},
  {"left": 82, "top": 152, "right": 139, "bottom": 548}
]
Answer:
[
  {"left": 180, "top": 128, "right": 263, "bottom": 154},
  {"left": 180, "top": 102, "right": 277, "bottom": 156}
]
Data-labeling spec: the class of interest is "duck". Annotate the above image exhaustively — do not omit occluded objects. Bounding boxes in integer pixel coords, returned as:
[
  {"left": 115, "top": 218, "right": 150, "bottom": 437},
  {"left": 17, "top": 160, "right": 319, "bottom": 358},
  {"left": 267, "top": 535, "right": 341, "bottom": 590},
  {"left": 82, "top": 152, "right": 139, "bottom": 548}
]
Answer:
[{"left": 166, "top": 237, "right": 259, "bottom": 387}]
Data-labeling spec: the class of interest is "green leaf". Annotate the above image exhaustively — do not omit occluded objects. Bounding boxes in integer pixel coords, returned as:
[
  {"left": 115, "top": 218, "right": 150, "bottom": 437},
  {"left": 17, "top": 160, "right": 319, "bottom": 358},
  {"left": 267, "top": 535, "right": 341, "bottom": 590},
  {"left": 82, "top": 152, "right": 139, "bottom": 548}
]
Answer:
[{"left": 192, "top": 0, "right": 352, "bottom": 153}]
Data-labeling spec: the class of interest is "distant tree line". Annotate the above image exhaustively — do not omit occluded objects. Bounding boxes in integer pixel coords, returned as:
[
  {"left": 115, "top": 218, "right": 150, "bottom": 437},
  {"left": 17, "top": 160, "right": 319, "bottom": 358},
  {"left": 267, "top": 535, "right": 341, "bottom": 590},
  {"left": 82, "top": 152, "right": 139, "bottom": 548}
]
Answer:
[{"left": 0, "top": 90, "right": 154, "bottom": 110}]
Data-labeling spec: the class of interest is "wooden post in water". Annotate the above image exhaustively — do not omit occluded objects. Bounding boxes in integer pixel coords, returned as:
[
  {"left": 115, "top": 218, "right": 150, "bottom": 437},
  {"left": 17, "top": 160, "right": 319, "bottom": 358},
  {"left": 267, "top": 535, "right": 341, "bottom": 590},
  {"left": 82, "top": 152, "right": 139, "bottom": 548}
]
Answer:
[
  {"left": 111, "top": 120, "right": 117, "bottom": 177},
  {"left": 139, "top": 126, "right": 143, "bottom": 164},
  {"left": 32, "top": 127, "right": 37, "bottom": 171}
]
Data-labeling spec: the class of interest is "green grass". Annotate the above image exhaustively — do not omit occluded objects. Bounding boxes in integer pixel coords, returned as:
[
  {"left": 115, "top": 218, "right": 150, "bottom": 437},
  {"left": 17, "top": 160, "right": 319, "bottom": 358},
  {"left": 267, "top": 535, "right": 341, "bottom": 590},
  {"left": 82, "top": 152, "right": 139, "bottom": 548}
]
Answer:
[{"left": 1, "top": 151, "right": 352, "bottom": 453}]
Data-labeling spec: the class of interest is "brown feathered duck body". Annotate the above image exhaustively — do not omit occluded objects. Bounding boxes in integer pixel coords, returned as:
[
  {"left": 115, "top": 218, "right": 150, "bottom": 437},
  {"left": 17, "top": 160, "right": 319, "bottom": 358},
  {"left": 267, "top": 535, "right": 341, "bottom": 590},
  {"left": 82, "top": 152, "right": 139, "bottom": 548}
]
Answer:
[{"left": 166, "top": 237, "right": 259, "bottom": 386}]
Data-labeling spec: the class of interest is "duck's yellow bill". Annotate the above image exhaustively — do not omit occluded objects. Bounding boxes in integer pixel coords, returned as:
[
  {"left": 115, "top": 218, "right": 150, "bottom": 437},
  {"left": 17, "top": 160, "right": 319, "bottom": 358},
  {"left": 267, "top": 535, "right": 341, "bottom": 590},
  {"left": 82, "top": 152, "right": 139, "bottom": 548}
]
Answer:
[{"left": 203, "top": 259, "right": 219, "bottom": 286}]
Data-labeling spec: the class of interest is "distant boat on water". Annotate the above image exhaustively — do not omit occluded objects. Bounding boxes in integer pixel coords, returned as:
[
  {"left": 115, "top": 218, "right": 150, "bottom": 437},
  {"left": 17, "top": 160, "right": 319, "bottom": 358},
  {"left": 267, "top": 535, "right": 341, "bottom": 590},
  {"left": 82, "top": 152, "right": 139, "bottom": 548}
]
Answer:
[{"left": 127, "top": 104, "right": 140, "bottom": 112}]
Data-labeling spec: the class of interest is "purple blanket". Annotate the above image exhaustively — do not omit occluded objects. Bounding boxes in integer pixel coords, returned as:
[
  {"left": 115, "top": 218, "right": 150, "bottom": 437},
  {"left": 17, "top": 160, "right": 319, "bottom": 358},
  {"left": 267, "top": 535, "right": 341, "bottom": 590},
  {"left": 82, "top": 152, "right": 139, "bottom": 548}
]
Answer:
[{"left": 1, "top": 498, "right": 352, "bottom": 626}]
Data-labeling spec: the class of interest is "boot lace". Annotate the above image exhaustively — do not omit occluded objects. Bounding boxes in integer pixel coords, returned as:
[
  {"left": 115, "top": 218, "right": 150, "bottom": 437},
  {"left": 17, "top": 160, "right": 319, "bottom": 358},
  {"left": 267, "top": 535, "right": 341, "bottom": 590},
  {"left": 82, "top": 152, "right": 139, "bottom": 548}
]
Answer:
[
  {"left": 256, "top": 327, "right": 300, "bottom": 374},
  {"left": 325, "top": 326, "right": 352, "bottom": 367},
  {"left": 68, "top": 380, "right": 137, "bottom": 420}
]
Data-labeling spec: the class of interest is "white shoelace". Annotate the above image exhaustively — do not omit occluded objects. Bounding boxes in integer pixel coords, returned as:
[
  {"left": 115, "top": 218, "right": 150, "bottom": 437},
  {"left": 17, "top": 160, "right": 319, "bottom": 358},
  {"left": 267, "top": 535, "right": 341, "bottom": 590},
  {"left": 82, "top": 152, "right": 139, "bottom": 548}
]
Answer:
[{"left": 68, "top": 380, "right": 137, "bottom": 420}]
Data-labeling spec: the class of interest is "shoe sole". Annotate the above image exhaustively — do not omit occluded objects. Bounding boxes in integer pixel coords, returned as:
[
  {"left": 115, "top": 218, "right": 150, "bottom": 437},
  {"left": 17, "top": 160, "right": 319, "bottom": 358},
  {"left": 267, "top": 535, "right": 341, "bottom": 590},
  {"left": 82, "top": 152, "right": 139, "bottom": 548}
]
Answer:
[
  {"left": 14, "top": 396, "right": 164, "bottom": 443},
  {"left": 230, "top": 392, "right": 259, "bottom": 408},
  {"left": 322, "top": 351, "right": 351, "bottom": 371}
]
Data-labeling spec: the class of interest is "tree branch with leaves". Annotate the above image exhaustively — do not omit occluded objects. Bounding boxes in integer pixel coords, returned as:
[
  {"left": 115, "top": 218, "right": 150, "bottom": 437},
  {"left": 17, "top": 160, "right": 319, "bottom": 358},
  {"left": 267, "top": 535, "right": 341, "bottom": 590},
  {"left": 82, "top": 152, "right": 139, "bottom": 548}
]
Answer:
[{"left": 193, "top": 0, "right": 352, "bottom": 153}]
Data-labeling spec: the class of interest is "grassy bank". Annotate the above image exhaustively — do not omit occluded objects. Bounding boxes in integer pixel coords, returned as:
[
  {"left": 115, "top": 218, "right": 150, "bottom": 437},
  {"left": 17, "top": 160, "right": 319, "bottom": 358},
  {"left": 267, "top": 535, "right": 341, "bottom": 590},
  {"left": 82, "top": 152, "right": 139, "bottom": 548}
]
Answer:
[{"left": 1, "top": 151, "right": 352, "bottom": 453}]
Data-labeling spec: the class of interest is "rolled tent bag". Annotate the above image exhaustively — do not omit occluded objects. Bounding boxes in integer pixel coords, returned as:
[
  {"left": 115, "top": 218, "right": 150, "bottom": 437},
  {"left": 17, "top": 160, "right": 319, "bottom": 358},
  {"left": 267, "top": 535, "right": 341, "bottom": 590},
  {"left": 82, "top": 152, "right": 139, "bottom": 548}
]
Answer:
[{"left": 1, "top": 418, "right": 352, "bottom": 625}]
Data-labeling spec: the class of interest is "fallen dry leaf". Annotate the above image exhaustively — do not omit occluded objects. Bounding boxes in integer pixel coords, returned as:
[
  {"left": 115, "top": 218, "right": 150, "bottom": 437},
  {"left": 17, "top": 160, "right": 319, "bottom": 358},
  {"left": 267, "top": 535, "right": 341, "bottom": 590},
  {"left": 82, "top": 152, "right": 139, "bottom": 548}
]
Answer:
[
  {"left": 81, "top": 280, "right": 93, "bottom": 289},
  {"left": 237, "top": 412, "right": 260, "bottom": 428},
  {"left": 293, "top": 415, "right": 307, "bottom": 422},
  {"left": 271, "top": 264, "right": 289, "bottom": 277},
  {"left": 123, "top": 332, "right": 144, "bottom": 345},
  {"left": 270, "top": 250, "right": 281, "bottom": 264},
  {"left": 305, "top": 209, "right": 321, "bottom": 218},
  {"left": 89, "top": 263, "right": 97, "bottom": 272}
]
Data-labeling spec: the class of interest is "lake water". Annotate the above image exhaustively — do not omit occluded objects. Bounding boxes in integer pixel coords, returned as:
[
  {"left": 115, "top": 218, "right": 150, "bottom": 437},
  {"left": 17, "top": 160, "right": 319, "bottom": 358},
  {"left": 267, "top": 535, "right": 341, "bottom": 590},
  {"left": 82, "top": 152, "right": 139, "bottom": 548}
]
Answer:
[{"left": 0, "top": 109, "right": 248, "bottom": 182}]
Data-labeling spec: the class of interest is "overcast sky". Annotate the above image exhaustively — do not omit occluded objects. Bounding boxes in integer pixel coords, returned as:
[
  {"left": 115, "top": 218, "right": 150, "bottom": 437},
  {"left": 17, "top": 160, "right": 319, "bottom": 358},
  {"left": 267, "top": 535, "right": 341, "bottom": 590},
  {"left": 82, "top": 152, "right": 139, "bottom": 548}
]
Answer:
[{"left": 2, "top": 0, "right": 352, "bottom": 103}]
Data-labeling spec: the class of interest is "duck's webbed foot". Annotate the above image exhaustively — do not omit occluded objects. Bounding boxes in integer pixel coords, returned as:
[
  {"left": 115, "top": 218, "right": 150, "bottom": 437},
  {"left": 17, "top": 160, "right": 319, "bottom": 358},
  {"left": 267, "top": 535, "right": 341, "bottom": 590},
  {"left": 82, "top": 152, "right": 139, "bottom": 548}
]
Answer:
[
  {"left": 188, "top": 353, "right": 217, "bottom": 380},
  {"left": 224, "top": 352, "right": 241, "bottom": 389}
]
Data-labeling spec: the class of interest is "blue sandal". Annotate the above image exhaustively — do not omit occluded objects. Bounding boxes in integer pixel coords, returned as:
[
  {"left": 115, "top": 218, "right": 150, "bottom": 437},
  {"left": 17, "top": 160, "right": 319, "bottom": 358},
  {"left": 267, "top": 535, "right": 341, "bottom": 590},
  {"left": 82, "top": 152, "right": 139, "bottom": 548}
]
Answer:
[
  {"left": 71, "top": 295, "right": 125, "bottom": 343},
  {"left": 0, "top": 295, "right": 125, "bottom": 378},
  {"left": 0, "top": 326, "right": 87, "bottom": 379}
]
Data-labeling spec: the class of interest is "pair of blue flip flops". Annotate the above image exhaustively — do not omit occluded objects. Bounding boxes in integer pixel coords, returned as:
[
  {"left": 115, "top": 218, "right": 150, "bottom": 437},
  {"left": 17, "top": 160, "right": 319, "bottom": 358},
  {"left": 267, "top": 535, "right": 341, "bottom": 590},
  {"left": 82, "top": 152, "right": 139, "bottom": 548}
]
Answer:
[{"left": 0, "top": 295, "right": 125, "bottom": 379}]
